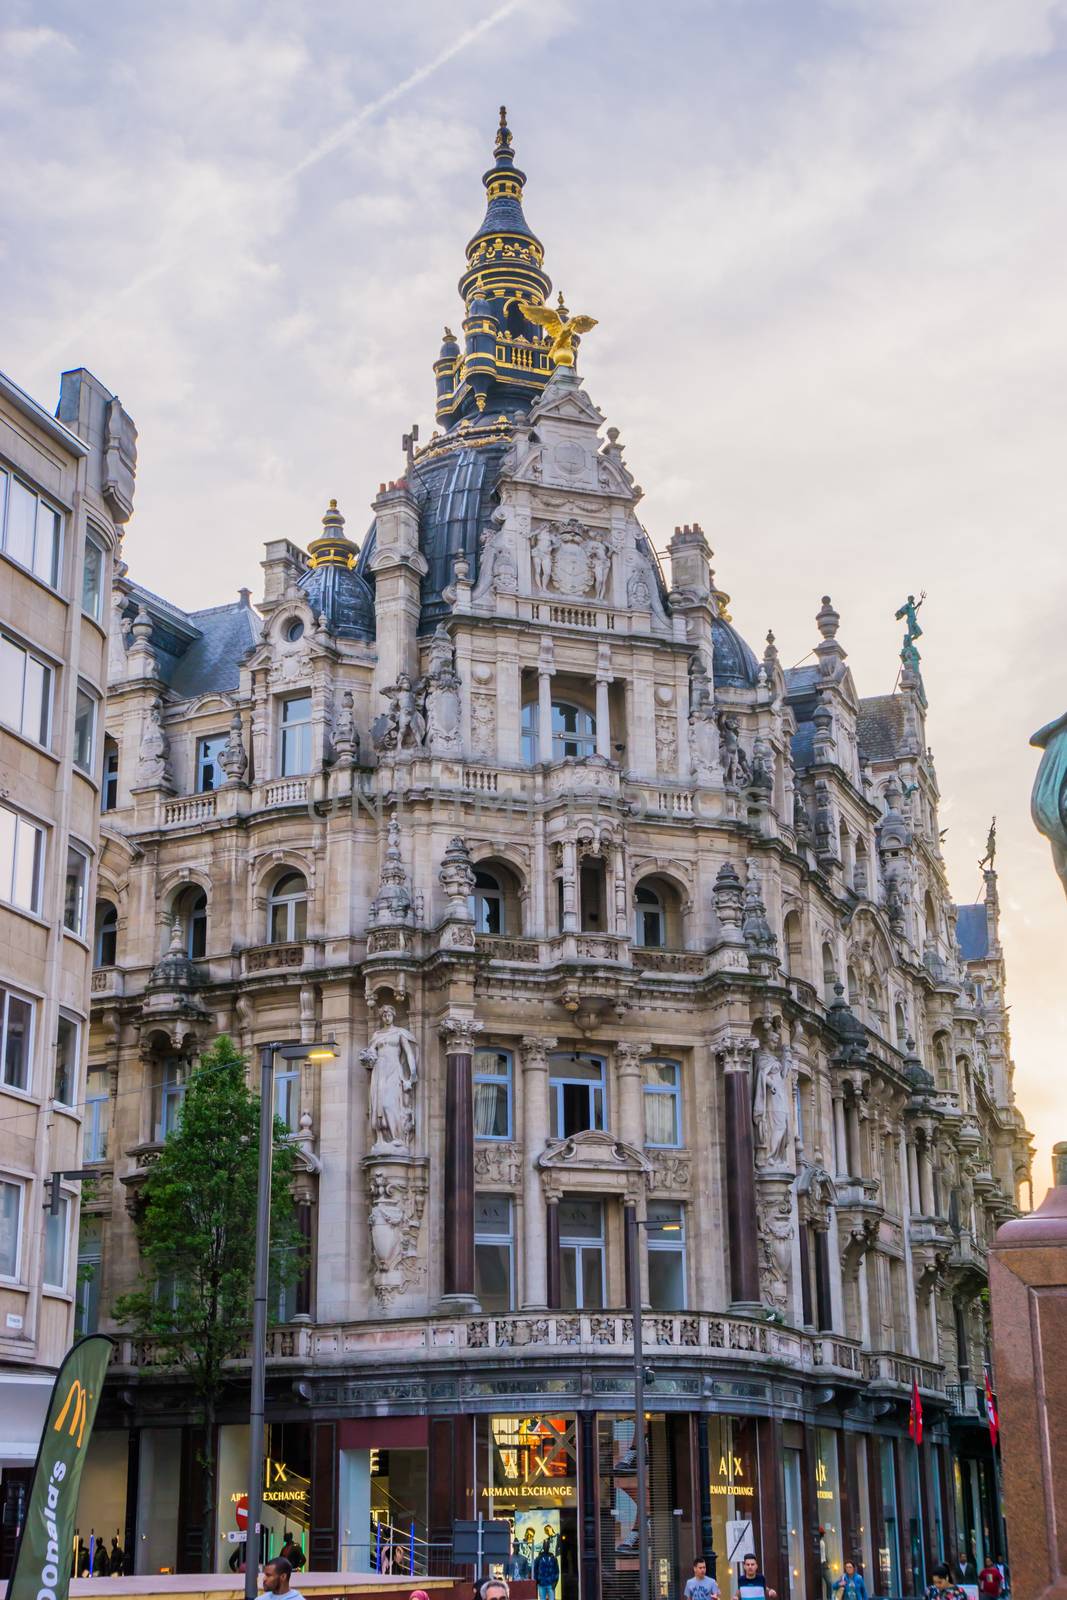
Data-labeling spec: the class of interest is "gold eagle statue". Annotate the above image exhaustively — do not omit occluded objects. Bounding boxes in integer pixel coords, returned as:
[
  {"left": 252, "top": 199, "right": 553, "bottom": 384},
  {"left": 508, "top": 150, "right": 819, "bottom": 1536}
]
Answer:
[{"left": 521, "top": 291, "right": 598, "bottom": 367}]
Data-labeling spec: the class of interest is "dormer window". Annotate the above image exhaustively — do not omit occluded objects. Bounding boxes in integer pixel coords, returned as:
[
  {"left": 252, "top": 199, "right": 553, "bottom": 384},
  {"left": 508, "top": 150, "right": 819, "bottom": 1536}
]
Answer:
[{"left": 285, "top": 618, "right": 305, "bottom": 643}]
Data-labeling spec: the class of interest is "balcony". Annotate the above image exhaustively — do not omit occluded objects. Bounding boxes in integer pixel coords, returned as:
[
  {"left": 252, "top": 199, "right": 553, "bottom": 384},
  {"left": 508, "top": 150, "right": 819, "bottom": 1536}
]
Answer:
[
  {"left": 946, "top": 1380, "right": 993, "bottom": 1420},
  {"left": 162, "top": 793, "right": 217, "bottom": 827},
  {"left": 863, "top": 1349, "right": 946, "bottom": 1396},
  {"left": 90, "top": 966, "right": 123, "bottom": 997},
  {"left": 811, "top": 1335, "right": 864, "bottom": 1377},
  {"left": 475, "top": 934, "right": 542, "bottom": 964},
  {"left": 241, "top": 941, "right": 308, "bottom": 975},
  {"left": 631, "top": 947, "right": 707, "bottom": 976}
]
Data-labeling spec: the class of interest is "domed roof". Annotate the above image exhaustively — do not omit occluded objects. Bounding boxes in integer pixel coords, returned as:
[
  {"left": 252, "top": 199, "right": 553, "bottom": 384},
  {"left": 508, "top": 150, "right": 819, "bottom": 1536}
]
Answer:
[
  {"left": 711, "top": 614, "right": 760, "bottom": 688},
  {"left": 298, "top": 499, "right": 374, "bottom": 640}
]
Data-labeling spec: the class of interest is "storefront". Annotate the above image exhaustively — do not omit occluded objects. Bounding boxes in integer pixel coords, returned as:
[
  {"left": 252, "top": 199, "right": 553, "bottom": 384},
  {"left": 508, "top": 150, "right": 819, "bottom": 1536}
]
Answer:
[
  {"left": 479, "top": 1415, "right": 580, "bottom": 1600},
  {"left": 215, "top": 1423, "right": 312, "bottom": 1573}
]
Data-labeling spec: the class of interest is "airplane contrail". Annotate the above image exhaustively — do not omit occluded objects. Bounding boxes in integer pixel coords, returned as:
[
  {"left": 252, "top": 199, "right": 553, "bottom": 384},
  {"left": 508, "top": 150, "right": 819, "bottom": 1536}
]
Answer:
[{"left": 39, "top": 0, "right": 527, "bottom": 362}]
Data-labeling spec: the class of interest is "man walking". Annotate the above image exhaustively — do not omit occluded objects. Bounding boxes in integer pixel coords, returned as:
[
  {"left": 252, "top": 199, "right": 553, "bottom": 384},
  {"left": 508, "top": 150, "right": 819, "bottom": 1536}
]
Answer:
[
  {"left": 262, "top": 1555, "right": 306, "bottom": 1600},
  {"left": 684, "top": 1556, "right": 720, "bottom": 1600},
  {"left": 737, "top": 1553, "right": 777, "bottom": 1599}
]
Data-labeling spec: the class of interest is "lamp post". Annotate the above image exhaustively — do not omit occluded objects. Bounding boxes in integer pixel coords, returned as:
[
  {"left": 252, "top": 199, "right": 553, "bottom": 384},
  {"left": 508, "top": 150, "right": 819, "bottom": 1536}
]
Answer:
[
  {"left": 625, "top": 1205, "right": 681, "bottom": 1600},
  {"left": 245, "top": 1040, "right": 337, "bottom": 1600}
]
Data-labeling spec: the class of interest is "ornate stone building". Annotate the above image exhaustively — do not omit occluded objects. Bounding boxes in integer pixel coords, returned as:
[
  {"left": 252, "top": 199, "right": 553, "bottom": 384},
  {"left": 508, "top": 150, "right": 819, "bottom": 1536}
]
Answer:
[{"left": 78, "top": 113, "right": 1030, "bottom": 1599}]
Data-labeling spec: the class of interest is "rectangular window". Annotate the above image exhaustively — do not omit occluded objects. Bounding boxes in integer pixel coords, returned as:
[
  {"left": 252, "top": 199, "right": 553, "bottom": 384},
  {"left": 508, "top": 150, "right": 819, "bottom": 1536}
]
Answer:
[
  {"left": 280, "top": 695, "right": 312, "bottom": 776},
  {"left": 102, "top": 743, "right": 119, "bottom": 811},
  {"left": 75, "top": 1216, "right": 102, "bottom": 1335},
  {"left": 151, "top": 1058, "right": 187, "bottom": 1141},
  {"left": 63, "top": 844, "right": 89, "bottom": 937},
  {"left": 196, "top": 733, "right": 228, "bottom": 793},
  {"left": 475, "top": 1195, "right": 514, "bottom": 1313},
  {"left": 53, "top": 1014, "right": 79, "bottom": 1105},
  {"left": 0, "top": 803, "right": 45, "bottom": 914},
  {"left": 274, "top": 1063, "right": 300, "bottom": 1132},
  {"left": 549, "top": 1053, "right": 605, "bottom": 1138},
  {"left": 83, "top": 1065, "right": 110, "bottom": 1162},
  {"left": 73, "top": 686, "right": 97, "bottom": 774},
  {"left": 647, "top": 1200, "right": 686, "bottom": 1310},
  {"left": 43, "top": 1195, "right": 69, "bottom": 1290},
  {"left": 81, "top": 535, "right": 105, "bottom": 621},
  {"left": 1, "top": 473, "right": 62, "bottom": 589},
  {"left": 0, "top": 1178, "right": 23, "bottom": 1280},
  {"left": 474, "top": 1049, "right": 513, "bottom": 1140},
  {"left": 642, "top": 1059, "right": 681, "bottom": 1147},
  {"left": 0, "top": 633, "right": 52, "bottom": 745},
  {"left": 559, "top": 1197, "right": 604, "bottom": 1310},
  {"left": 0, "top": 984, "right": 34, "bottom": 1093}
]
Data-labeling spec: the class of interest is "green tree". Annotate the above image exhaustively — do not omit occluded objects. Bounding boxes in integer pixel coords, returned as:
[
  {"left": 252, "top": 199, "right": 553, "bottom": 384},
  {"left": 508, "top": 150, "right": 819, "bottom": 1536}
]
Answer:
[{"left": 115, "top": 1037, "right": 301, "bottom": 1571}]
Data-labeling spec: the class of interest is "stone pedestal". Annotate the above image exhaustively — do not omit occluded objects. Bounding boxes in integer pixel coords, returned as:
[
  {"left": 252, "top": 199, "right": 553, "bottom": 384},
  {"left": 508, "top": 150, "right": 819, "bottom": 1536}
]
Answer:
[{"left": 989, "top": 1146, "right": 1067, "bottom": 1600}]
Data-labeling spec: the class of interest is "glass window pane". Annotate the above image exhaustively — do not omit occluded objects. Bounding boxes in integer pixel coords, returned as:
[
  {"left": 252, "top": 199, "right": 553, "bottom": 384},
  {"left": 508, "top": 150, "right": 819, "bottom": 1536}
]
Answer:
[
  {"left": 474, "top": 1196, "right": 511, "bottom": 1236},
  {"left": 560, "top": 1245, "right": 578, "bottom": 1310},
  {"left": 84, "top": 1065, "right": 110, "bottom": 1162},
  {"left": 6, "top": 480, "right": 36, "bottom": 568},
  {"left": 0, "top": 1181, "right": 21, "bottom": 1278},
  {"left": 34, "top": 502, "right": 61, "bottom": 586},
  {"left": 581, "top": 1247, "right": 604, "bottom": 1309},
  {"left": 24, "top": 655, "right": 49, "bottom": 744},
  {"left": 474, "top": 1079, "right": 508, "bottom": 1138},
  {"left": 43, "top": 1199, "right": 68, "bottom": 1288},
  {"left": 476, "top": 1241, "right": 512, "bottom": 1313},
  {"left": 3, "top": 992, "right": 33, "bottom": 1090},
  {"left": 559, "top": 1199, "right": 602, "bottom": 1240},
  {"left": 74, "top": 689, "right": 95, "bottom": 772},
  {"left": 82, "top": 538, "right": 104, "bottom": 618},
  {"left": 54, "top": 1015, "right": 78, "bottom": 1104},
  {"left": 292, "top": 897, "right": 307, "bottom": 940},
  {"left": 0, "top": 638, "right": 24, "bottom": 731},
  {"left": 64, "top": 847, "right": 87, "bottom": 935},
  {"left": 0, "top": 805, "right": 15, "bottom": 900},
  {"left": 11, "top": 816, "right": 42, "bottom": 911},
  {"left": 648, "top": 1245, "right": 684, "bottom": 1311}
]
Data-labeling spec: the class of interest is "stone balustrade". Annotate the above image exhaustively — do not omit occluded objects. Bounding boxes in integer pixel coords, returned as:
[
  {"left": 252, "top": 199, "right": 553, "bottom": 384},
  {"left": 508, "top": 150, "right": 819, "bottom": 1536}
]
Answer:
[
  {"left": 261, "top": 777, "right": 310, "bottom": 808},
  {"left": 862, "top": 1348, "right": 946, "bottom": 1395},
  {"left": 162, "top": 793, "right": 218, "bottom": 826}
]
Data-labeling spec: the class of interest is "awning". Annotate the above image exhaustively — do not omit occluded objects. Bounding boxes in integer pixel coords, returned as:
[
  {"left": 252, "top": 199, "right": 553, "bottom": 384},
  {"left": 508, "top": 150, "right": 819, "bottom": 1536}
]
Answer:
[{"left": 0, "top": 1371, "right": 55, "bottom": 1465}]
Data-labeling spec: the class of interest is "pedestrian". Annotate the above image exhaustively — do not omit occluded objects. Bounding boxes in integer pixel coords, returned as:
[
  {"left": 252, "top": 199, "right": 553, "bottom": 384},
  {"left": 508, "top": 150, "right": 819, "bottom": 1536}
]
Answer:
[
  {"left": 833, "top": 1562, "right": 868, "bottom": 1600},
  {"left": 532, "top": 1537, "right": 560, "bottom": 1600},
  {"left": 110, "top": 1537, "right": 126, "bottom": 1577},
  {"left": 923, "top": 1563, "right": 967, "bottom": 1600},
  {"left": 978, "top": 1560, "right": 1003, "bottom": 1598},
  {"left": 684, "top": 1556, "right": 720, "bottom": 1600},
  {"left": 262, "top": 1555, "right": 305, "bottom": 1600},
  {"left": 474, "top": 1580, "right": 509, "bottom": 1600},
  {"left": 279, "top": 1533, "right": 306, "bottom": 1572},
  {"left": 957, "top": 1551, "right": 978, "bottom": 1584},
  {"left": 737, "top": 1553, "right": 777, "bottom": 1599}
]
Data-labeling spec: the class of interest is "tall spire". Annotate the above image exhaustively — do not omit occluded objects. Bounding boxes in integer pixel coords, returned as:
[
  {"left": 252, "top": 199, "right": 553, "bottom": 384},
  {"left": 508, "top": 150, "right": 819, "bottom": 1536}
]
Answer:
[{"left": 434, "top": 107, "right": 555, "bottom": 424}]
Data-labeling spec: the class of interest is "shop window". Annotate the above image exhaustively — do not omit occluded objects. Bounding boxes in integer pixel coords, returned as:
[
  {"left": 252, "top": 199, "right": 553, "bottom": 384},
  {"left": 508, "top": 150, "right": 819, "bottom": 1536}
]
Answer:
[
  {"left": 878, "top": 1440, "right": 901, "bottom": 1596},
  {"left": 647, "top": 1201, "right": 686, "bottom": 1310},
  {"left": 101, "top": 738, "right": 119, "bottom": 811},
  {"left": 268, "top": 871, "right": 307, "bottom": 943},
  {"left": 94, "top": 900, "right": 118, "bottom": 966},
  {"left": 151, "top": 1057, "right": 187, "bottom": 1142},
  {"left": 73, "top": 685, "right": 97, "bottom": 774},
  {"left": 643, "top": 1059, "right": 681, "bottom": 1147},
  {"left": 0, "top": 631, "right": 53, "bottom": 745},
  {"left": 82, "top": 534, "right": 106, "bottom": 621},
  {"left": 196, "top": 733, "right": 228, "bottom": 793},
  {"left": 43, "top": 1195, "right": 70, "bottom": 1290},
  {"left": 549, "top": 1053, "right": 605, "bottom": 1138},
  {"left": 63, "top": 844, "right": 90, "bottom": 937},
  {"left": 53, "top": 1014, "right": 79, "bottom": 1105},
  {"left": 475, "top": 1194, "right": 514, "bottom": 1312},
  {"left": 470, "top": 869, "right": 505, "bottom": 934},
  {"left": 0, "top": 1178, "right": 24, "bottom": 1281},
  {"left": 274, "top": 1059, "right": 300, "bottom": 1131},
  {"left": 474, "top": 1048, "right": 512, "bottom": 1140},
  {"left": 0, "top": 801, "right": 45, "bottom": 914},
  {"left": 559, "top": 1197, "right": 604, "bottom": 1309},
  {"left": 83, "top": 1065, "right": 111, "bottom": 1163},
  {"left": 0, "top": 469, "right": 63, "bottom": 589},
  {"left": 280, "top": 694, "right": 312, "bottom": 776},
  {"left": 75, "top": 1216, "right": 103, "bottom": 1335},
  {"left": 0, "top": 983, "right": 34, "bottom": 1093}
]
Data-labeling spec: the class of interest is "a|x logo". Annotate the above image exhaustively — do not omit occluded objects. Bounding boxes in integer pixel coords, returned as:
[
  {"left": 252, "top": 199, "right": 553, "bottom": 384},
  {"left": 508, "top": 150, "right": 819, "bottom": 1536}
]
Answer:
[{"left": 269, "top": 1459, "right": 288, "bottom": 1486}]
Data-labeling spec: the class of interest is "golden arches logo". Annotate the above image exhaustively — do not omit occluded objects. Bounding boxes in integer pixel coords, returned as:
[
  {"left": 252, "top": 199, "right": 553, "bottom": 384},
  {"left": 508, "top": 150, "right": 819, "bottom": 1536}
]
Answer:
[{"left": 53, "top": 1379, "right": 91, "bottom": 1449}]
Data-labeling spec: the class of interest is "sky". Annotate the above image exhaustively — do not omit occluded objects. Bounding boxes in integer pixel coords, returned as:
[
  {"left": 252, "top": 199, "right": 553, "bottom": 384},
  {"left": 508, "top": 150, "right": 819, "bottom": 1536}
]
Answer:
[{"left": 2, "top": 0, "right": 1064, "bottom": 1198}]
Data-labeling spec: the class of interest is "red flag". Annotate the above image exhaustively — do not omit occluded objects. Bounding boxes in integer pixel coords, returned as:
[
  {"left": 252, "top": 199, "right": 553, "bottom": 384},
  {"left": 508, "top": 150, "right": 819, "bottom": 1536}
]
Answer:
[
  {"left": 908, "top": 1375, "right": 924, "bottom": 1446},
  {"left": 984, "top": 1365, "right": 1000, "bottom": 1449}
]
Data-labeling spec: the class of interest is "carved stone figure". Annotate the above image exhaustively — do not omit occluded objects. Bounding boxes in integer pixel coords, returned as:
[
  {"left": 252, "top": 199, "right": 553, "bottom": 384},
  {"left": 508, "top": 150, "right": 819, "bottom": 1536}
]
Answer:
[
  {"left": 589, "top": 536, "right": 611, "bottom": 600},
  {"left": 741, "top": 863, "right": 777, "bottom": 959},
  {"left": 531, "top": 523, "right": 557, "bottom": 589},
  {"left": 492, "top": 542, "right": 518, "bottom": 595},
  {"left": 749, "top": 736, "right": 774, "bottom": 793},
  {"left": 377, "top": 674, "right": 426, "bottom": 752},
  {"left": 331, "top": 689, "right": 359, "bottom": 764},
  {"left": 368, "top": 1172, "right": 407, "bottom": 1276},
  {"left": 717, "top": 712, "right": 750, "bottom": 788},
  {"left": 757, "top": 1193, "right": 794, "bottom": 1312},
  {"left": 135, "top": 699, "right": 173, "bottom": 789},
  {"left": 423, "top": 626, "right": 463, "bottom": 753},
  {"left": 534, "top": 517, "right": 613, "bottom": 599},
  {"left": 360, "top": 1004, "right": 419, "bottom": 1154},
  {"left": 689, "top": 693, "right": 721, "bottom": 783},
  {"left": 752, "top": 1024, "right": 792, "bottom": 1169},
  {"left": 218, "top": 711, "right": 248, "bottom": 784},
  {"left": 471, "top": 695, "right": 496, "bottom": 758}
]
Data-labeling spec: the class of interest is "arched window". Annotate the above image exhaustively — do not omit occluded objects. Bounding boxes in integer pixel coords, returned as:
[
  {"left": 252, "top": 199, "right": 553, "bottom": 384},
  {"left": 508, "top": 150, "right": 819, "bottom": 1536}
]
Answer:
[
  {"left": 171, "top": 886, "right": 207, "bottom": 960},
  {"left": 894, "top": 1000, "right": 907, "bottom": 1044},
  {"left": 635, "top": 883, "right": 664, "bottom": 948},
  {"left": 520, "top": 700, "right": 597, "bottom": 763},
  {"left": 268, "top": 871, "right": 308, "bottom": 943},
  {"left": 93, "top": 901, "right": 117, "bottom": 967},
  {"left": 822, "top": 942, "right": 837, "bottom": 1005},
  {"left": 924, "top": 892, "right": 938, "bottom": 944},
  {"left": 847, "top": 964, "right": 860, "bottom": 1008},
  {"left": 470, "top": 870, "right": 505, "bottom": 935},
  {"left": 783, "top": 910, "right": 803, "bottom": 978},
  {"left": 933, "top": 1035, "right": 950, "bottom": 1090}
]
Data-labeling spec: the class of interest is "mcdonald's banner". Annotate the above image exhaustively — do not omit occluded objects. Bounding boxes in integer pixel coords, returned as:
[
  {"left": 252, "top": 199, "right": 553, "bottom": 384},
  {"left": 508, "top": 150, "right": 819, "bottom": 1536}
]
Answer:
[{"left": 7, "top": 1335, "right": 113, "bottom": 1600}]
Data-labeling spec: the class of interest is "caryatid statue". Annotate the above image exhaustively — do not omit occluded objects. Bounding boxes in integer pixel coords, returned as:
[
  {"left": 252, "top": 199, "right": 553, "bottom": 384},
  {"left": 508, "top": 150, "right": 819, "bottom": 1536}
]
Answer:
[
  {"left": 752, "top": 1021, "right": 793, "bottom": 1170},
  {"left": 361, "top": 1004, "right": 419, "bottom": 1153}
]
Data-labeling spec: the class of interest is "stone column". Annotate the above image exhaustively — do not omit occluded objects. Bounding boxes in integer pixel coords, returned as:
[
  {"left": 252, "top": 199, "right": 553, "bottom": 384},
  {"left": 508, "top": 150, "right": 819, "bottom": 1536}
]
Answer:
[
  {"left": 521, "top": 1036, "right": 556, "bottom": 1308},
  {"left": 813, "top": 1224, "right": 833, "bottom": 1330},
  {"left": 560, "top": 839, "right": 579, "bottom": 933},
  {"left": 439, "top": 1015, "right": 482, "bottom": 1309},
  {"left": 546, "top": 1194, "right": 562, "bottom": 1309},
  {"left": 595, "top": 674, "right": 612, "bottom": 758},
  {"left": 833, "top": 1093, "right": 849, "bottom": 1178},
  {"left": 907, "top": 1138, "right": 922, "bottom": 1213},
  {"left": 919, "top": 1141, "right": 935, "bottom": 1217},
  {"left": 538, "top": 668, "right": 554, "bottom": 763},
  {"left": 719, "top": 1033, "right": 761, "bottom": 1308},
  {"left": 616, "top": 1043, "right": 647, "bottom": 1149}
]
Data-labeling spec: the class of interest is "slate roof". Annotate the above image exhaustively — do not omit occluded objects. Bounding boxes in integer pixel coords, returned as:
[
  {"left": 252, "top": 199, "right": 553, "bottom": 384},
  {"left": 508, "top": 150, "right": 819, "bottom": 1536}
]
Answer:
[
  {"left": 857, "top": 694, "right": 906, "bottom": 762},
  {"left": 124, "top": 586, "right": 260, "bottom": 698},
  {"left": 956, "top": 904, "right": 990, "bottom": 962}
]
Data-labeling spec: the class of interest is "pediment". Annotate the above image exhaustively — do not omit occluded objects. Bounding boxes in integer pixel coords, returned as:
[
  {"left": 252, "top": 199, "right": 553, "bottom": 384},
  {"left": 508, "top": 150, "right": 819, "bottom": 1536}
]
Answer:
[
  {"left": 538, "top": 1130, "right": 652, "bottom": 1174},
  {"left": 528, "top": 372, "right": 605, "bottom": 430}
]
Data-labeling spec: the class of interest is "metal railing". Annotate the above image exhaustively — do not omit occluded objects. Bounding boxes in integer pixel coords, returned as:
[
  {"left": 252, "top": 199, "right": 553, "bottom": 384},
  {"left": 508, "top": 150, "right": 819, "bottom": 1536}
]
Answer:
[{"left": 339, "top": 1524, "right": 456, "bottom": 1577}]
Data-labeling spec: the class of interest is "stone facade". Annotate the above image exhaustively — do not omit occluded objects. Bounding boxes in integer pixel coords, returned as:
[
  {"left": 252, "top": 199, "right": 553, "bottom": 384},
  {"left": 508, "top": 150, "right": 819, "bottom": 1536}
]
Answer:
[
  {"left": 0, "top": 367, "right": 136, "bottom": 1497},
  {"left": 76, "top": 115, "right": 1030, "bottom": 1598}
]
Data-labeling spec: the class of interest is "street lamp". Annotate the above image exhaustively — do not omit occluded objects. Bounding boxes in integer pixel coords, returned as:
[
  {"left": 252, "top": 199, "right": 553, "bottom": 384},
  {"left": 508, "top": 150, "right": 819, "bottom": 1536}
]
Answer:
[
  {"left": 245, "top": 1040, "right": 338, "bottom": 1600},
  {"left": 624, "top": 1207, "right": 681, "bottom": 1600}
]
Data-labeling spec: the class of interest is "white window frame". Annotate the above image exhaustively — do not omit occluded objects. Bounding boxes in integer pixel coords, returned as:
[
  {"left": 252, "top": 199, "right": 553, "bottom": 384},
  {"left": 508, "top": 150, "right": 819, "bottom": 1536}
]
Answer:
[
  {"left": 43, "top": 1193, "right": 71, "bottom": 1291},
  {"left": 268, "top": 872, "right": 308, "bottom": 943},
  {"left": 646, "top": 1200, "right": 687, "bottom": 1311},
  {"left": 470, "top": 870, "right": 505, "bottom": 934},
  {"left": 0, "top": 983, "right": 36, "bottom": 1095},
  {"left": 53, "top": 1012, "right": 80, "bottom": 1107},
  {"left": 0, "top": 630, "right": 53, "bottom": 747},
  {"left": 63, "top": 842, "right": 91, "bottom": 938},
  {"left": 0, "top": 801, "right": 45, "bottom": 915},
  {"left": 83, "top": 1064, "right": 111, "bottom": 1163},
  {"left": 101, "top": 741, "right": 119, "bottom": 812},
  {"left": 473, "top": 1048, "right": 513, "bottom": 1141},
  {"left": 474, "top": 1194, "right": 515, "bottom": 1312},
  {"left": 74, "top": 1216, "right": 102, "bottom": 1335},
  {"left": 152, "top": 1057, "right": 187, "bottom": 1142},
  {"left": 279, "top": 694, "right": 313, "bottom": 777},
  {"left": 642, "top": 1058, "right": 682, "bottom": 1148},
  {"left": 81, "top": 532, "right": 106, "bottom": 622},
  {"left": 558, "top": 1197, "right": 605, "bottom": 1310},
  {"left": 196, "top": 733, "right": 227, "bottom": 793},
  {"left": 634, "top": 884, "right": 665, "bottom": 949},
  {"left": 0, "top": 1176, "right": 25, "bottom": 1284},
  {"left": 0, "top": 466, "right": 64, "bottom": 590},
  {"left": 274, "top": 1061, "right": 300, "bottom": 1131},
  {"left": 73, "top": 683, "right": 98, "bottom": 776},
  {"left": 549, "top": 1052, "right": 606, "bottom": 1139}
]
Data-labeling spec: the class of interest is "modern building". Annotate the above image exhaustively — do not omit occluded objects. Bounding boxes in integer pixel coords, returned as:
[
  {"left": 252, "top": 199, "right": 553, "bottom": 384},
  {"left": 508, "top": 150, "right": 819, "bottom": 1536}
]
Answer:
[
  {"left": 75, "top": 113, "right": 1030, "bottom": 1599},
  {"left": 0, "top": 368, "right": 137, "bottom": 1561}
]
